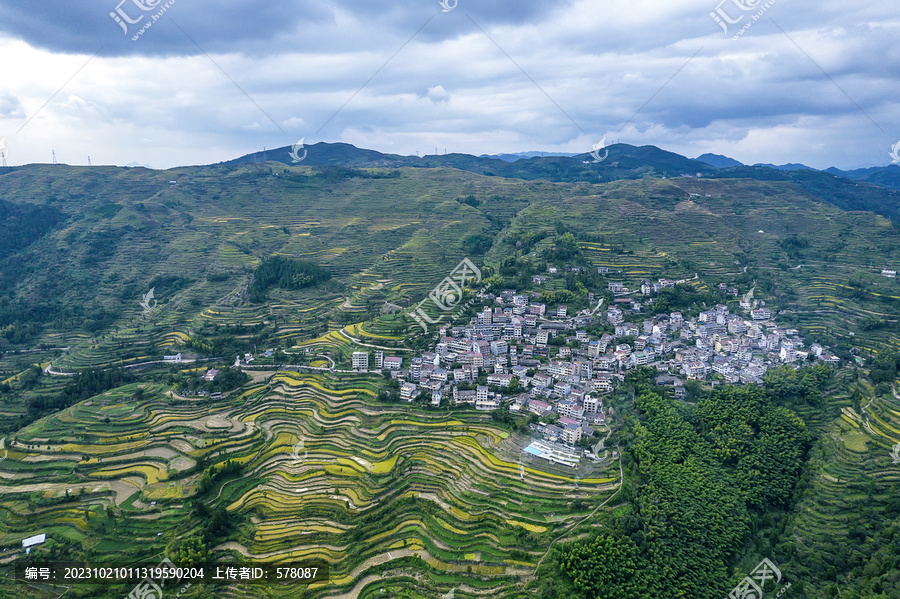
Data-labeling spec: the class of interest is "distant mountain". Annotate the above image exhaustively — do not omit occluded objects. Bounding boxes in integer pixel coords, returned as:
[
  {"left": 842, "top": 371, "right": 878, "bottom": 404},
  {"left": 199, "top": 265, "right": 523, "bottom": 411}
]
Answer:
[
  {"left": 223, "top": 141, "right": 900, "bottom": 223},
  {"left": 825, "top": 164, "right": 900, "bottom": 191},
  {"left": 227, "top": 141, "right": 719, "bottom": 184},
  {"left": 695, "top": 153, "right": 743, "bottom": 168},
  {"left": 753, "top": 162, "right": 816, "bottom": 171},
  {"left": 480, "top": 151, "right": 577, "bottom": 162},
  {"left": 717, "top": 165, "right": 900, "bottom": 223}
]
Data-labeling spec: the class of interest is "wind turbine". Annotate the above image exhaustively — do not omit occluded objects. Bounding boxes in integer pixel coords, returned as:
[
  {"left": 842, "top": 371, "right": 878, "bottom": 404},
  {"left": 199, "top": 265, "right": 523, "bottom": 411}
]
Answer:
[{"left": 0, "top": 139, "right": 7, "bottom": 167}]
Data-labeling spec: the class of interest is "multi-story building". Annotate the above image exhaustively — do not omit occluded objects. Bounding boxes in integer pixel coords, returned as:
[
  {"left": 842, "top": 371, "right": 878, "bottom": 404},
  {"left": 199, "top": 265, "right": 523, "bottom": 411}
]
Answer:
[
  {"left": 561, "top": 420, "right": 583, "bottom": 445},
  {"left": 607, "top": 309, "right": 624, "bottom": 326},
  {"left": 400, "top": 383, "right": 419, "bottom": 401},
  {"left": 352, "top": 352, "right": 369, "bottom": 371},
  {"left": 487, "top": 373, "right": 514, "bottom": 387}
]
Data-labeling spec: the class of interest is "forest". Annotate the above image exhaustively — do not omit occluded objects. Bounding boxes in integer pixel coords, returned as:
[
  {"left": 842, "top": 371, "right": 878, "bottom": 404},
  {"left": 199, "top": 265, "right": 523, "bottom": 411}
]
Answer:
[
  {"left": 544, "top": 367, "right": 829, "bottom": 599},
  {"left": 248, "top": 256, "right": 331, "bottom": 302}
]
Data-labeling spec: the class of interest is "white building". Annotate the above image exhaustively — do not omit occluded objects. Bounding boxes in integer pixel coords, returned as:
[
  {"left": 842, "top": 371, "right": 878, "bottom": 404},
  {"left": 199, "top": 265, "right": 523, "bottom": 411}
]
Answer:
[
  {"left": 352, "top": 352, "right": 369, "bottom": 371},
  {"left": 22, "top": 533, "right": 46, "bottom": 555},
  {"left": 400, "top": 383, "right": 419, "bottom": 401}
]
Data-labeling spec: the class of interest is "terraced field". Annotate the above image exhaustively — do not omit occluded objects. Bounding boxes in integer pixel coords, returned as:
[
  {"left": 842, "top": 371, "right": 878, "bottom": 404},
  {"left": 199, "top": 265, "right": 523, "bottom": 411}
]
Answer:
[
  {"left": 774, "top": 374, "right": 900, "bottom": 595},
  {"left": 5, "top": 164, "right": 900, "bottom": 381},
  {"left": 0, "top": 373, "right": 620, "bottom": 598},
  {"left": 5, "top": 158, "right": 900, "bottom": 597}
]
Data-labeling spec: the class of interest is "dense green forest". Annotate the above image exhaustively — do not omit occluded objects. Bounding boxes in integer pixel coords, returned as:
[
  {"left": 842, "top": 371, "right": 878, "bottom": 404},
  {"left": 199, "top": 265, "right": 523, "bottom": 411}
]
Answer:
[
  {"left": 0, "top": 198, "right": 66, "bottom": 261},
  {"left": 539, "top": 367, "right": 864, "bottom": 599},
  {"left": 248, "top": 255, "right": 331, "bottom": 302}
]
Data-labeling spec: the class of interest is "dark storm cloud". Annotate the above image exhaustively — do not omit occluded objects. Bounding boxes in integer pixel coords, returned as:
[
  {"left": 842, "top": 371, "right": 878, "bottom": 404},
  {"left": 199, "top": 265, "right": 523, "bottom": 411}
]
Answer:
[
  {"left": 0, "top": 0, "right": 896, "bottom": 169},
  {"left": 0, "top": 0, "right": 567, "bottom": 57}
]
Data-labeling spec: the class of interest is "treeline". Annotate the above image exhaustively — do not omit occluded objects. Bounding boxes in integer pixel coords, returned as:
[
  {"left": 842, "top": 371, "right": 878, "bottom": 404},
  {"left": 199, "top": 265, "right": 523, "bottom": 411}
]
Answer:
[
  {"left": 651, "top": 285, "right": 721, "bottom": 315},
  {"left": 542, "top": 232, "right": 581, "bottom": 262},
  {"left": 170, "top": 459, "right": 245, "bottom": 566},
  {"left": 0, "top": 296, "right": 123, "bottom": 345},
  {"left": 171, "top": 366, "right": 249, "bottom": 395},
  {"left": 0, "top": 367, "right": 139, "bottom": 434},
  {"left": 291, "top": 166, "right": 401, "bottom": 184},
  {"left": 546, "top": 370, "right": 823, "bottom": 599},
  {"left": 249, "top": 255, "right": 330, "bottom": 302},
  {"left": 26, "top": 368, "right": 136, "bottom": 417},
  {"left": 320, "top": 166, "right": 401, "bottom": 179},
  {"left": 866, "top": 351, "right": 900, "bottom": 384}
]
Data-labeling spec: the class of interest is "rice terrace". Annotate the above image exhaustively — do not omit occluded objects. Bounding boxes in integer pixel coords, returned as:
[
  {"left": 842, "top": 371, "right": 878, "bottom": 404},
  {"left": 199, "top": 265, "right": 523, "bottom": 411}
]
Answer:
[{"left": 0, "top": 144, "right": 899, "bottom": 598}]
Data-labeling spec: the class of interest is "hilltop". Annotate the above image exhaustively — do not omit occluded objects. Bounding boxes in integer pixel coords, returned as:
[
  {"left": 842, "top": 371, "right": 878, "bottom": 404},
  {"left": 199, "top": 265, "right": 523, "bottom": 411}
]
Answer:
[{"left": 227, "top": 141, "right": 900, "bottom": 220}]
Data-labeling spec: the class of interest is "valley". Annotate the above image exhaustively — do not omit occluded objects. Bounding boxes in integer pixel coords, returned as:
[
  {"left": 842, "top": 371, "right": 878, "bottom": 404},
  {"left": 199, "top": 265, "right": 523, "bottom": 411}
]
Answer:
[{"left": 0, "top": 147, "right": 899, "bottom": 598}]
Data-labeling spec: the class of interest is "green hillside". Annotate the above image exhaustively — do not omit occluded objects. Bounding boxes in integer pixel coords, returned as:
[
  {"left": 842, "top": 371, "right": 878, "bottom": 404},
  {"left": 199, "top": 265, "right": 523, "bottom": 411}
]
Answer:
[
  {"left": 228, "top": 142, "right": 900, "bottom": 221},
  {"left": 1, "top": 157, "right": 900, "bottom": 597},
  {"left": 2, "top": 162, "right": 900, "bottom": 358}
]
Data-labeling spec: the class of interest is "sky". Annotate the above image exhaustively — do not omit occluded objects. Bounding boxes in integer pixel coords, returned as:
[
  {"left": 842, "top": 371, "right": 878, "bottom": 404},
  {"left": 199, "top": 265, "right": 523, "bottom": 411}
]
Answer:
[{"left": 0, "top": 0, "right": 898, "bottom": 170}]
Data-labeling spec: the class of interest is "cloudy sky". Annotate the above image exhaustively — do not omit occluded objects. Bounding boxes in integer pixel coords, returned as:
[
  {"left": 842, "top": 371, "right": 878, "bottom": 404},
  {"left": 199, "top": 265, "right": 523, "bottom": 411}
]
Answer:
[{"left": 0, "top": 0, "right": 897, "bottom": 170}]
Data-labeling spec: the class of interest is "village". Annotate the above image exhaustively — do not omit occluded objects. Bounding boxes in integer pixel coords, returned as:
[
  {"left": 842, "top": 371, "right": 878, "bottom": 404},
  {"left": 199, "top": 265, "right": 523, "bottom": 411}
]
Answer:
[{"left": 353, "top": 270, "right": 843, "bottom": 464}]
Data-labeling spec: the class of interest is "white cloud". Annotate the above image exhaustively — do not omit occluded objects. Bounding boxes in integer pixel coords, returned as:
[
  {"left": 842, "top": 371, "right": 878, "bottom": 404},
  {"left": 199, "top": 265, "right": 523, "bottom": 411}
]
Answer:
[{"left": 0, "top": 1, "right": 896, "bottom": 169}]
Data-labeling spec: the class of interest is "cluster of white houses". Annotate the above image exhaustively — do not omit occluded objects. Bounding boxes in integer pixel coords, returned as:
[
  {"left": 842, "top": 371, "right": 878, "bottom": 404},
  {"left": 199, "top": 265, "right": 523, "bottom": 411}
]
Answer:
[{"left": 350, "top": 281, "right": 838, "bottom": 447}]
